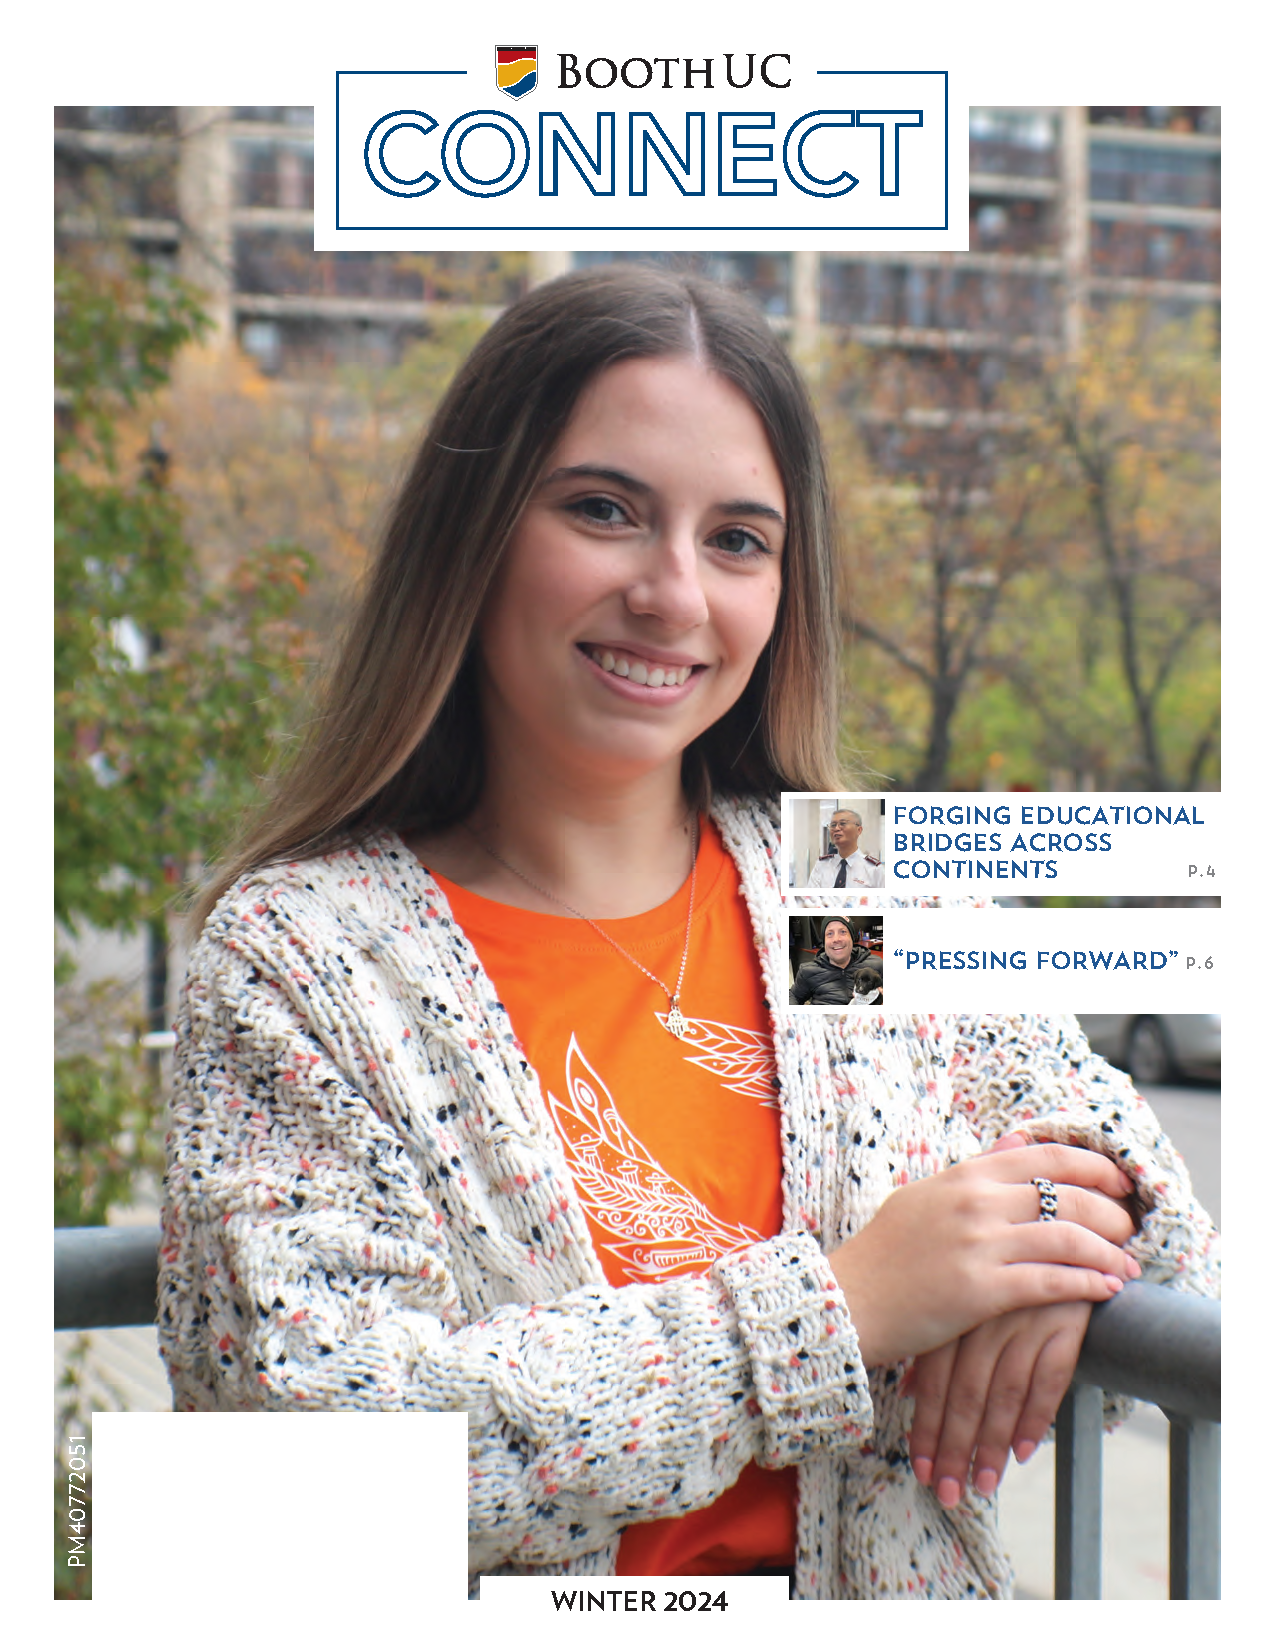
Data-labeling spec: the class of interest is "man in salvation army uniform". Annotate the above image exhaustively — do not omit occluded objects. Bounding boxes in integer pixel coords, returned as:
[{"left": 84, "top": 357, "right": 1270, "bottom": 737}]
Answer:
[{"left": 805, "top": 807, "right": 886, "bottom": 889}]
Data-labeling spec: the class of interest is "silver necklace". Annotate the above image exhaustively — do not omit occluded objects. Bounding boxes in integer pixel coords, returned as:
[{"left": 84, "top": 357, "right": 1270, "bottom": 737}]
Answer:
[{"left": 463, "top": 819, "right": 699, "bottom": 1040}]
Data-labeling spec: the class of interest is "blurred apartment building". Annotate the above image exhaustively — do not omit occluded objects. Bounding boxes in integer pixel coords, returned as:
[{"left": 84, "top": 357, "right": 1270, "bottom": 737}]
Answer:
[{"left": 55, "top": 104, "right": 1219, "bottom": 387}]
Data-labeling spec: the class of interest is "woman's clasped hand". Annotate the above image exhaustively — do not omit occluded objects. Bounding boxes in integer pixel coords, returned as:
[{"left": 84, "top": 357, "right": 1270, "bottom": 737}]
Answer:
[
  {"left": 827, "top": 1130, "right": 1138, "bottom": 1507},
  {"left": 828, "top": 1136, "right": 1138, "bottom": 1369},
  {"left": 907, "top": 1301, "right": 1094, "bottom": 1508}
]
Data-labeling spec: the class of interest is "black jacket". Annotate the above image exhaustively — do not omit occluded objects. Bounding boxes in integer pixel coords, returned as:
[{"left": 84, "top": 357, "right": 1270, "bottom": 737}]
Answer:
[{"left": 789, "top": 946, "right": 872, "bottom": 1005}]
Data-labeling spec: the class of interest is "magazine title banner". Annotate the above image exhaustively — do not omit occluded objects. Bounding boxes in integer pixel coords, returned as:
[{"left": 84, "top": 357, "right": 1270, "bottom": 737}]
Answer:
[{"left": 317, "top": 33, "right": 959, "bottom": 249}]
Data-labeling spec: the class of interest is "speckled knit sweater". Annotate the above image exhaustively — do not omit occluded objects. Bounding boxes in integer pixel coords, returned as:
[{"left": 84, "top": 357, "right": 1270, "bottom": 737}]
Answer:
[{"left": 159, "top": 795, "right": 1219, "bottom": 1599}]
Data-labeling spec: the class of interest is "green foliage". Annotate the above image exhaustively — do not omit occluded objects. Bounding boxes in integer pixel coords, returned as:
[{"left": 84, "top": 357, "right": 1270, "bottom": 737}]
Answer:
[
  {"left": 54, "top": 480, "right": 312, "bottom": 933},
  {"left": 55, "top": 247, "right": 313, "bottom": 1225},
  {"left": 355, "top": 306, "right": 493, "bottom": 411},
  {"left": 56, "top": 255, "right": 313, "bottom": 938},
  {"left": 54, "top": 1046, "right": 155, "bottom": 1229},
  {"left": 53, "top": 967, "right": 164, "bottom": 1228},
  {"left": 53, "top": 1462, "right": 93, "bottom": 1600},
  {"left": 56, "top": 256, "right": 205, "bottom": 466}
]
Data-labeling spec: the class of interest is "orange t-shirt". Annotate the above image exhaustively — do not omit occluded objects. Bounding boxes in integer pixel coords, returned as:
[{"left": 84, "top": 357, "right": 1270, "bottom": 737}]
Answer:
[{"left": 434, "top": 819, "right": 796, "bottom": 1575}]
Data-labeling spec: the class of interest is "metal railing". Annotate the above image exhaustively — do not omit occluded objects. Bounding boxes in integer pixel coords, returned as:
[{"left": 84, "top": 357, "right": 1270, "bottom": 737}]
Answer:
[
  {"left": 1063, "top": 1281, "right": 1221, "bottom": 1598},
  {"left": 55, "top": 1225, "right": 162, "bottom": 1331},
  {"left": 54, "top": 1227, "right": 1220, "bottom": 1598}
]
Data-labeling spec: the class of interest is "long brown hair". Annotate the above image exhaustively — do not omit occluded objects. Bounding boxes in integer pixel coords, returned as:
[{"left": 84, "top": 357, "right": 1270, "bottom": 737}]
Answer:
[{"left": 193, "top": 264, "right": 842, "bottom": 925}]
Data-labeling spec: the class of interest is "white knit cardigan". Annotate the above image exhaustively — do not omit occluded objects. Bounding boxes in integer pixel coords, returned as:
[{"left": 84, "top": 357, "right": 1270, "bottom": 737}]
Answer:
[{"left": 159, "top": 796, "right": 1219, "bottom": 1599}]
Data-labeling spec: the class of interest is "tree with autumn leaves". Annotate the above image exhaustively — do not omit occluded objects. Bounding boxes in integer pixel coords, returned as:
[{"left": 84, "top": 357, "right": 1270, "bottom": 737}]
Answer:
[
  {"left": 1024, "top": 306, "right": 1220, "bottom": 791},
  {"left": 827, "top": 306, "right": 1220, "bottom": 791}
]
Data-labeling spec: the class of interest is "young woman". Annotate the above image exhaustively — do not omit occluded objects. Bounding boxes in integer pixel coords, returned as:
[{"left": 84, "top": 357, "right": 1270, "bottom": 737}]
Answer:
[{"left": 160, "top": 266, "right": 1217, "bottom": 1598}]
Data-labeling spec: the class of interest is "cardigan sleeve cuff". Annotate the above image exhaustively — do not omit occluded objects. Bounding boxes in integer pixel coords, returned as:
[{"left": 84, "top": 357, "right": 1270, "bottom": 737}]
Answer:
[{"left": 712, "top": 1232, "right": 874, "bottom": 1469}]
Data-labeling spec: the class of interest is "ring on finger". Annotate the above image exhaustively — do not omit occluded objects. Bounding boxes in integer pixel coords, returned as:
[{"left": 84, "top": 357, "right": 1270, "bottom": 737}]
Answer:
[{"left": 1031, "top": 1176, "right": 1059, "bottom": 1222}]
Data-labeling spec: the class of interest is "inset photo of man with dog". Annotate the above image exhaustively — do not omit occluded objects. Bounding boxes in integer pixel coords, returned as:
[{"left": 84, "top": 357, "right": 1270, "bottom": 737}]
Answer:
[{"left": 788, "top": 914, "right": 886, "bottom": 1006}]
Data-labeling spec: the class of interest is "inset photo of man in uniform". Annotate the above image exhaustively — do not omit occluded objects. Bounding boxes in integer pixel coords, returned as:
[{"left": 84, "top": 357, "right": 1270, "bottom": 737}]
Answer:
[{"left": 784, "top": 795, "right": 887, "bottom": 889}]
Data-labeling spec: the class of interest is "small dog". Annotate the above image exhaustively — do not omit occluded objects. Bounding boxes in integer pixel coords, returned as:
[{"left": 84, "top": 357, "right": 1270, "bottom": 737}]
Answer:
[{"left": 850, "top": 964, "right": 883, "bottom": 1005}]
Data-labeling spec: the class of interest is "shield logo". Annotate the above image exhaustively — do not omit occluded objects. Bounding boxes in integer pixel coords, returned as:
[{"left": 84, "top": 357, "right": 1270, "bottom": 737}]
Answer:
[{"left": 496, "top": 45, "right": 538, "bottom": 100}]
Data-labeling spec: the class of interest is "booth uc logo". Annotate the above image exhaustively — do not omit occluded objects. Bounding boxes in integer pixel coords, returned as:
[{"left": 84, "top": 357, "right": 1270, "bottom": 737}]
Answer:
[{"left": 496, "top": 45, "right": 538, "bottom": 100}]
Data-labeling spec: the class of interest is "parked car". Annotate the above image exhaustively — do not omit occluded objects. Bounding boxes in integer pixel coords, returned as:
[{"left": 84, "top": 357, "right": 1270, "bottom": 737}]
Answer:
[{"left": 1078, "top": 1014, "right": 1221, "bottom": 1086}]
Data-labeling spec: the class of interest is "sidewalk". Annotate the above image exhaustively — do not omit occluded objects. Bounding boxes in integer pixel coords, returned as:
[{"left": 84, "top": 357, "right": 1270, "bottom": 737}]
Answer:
[{"left": 999, "top": 1403, "right": 1173, "bottom": 1598}]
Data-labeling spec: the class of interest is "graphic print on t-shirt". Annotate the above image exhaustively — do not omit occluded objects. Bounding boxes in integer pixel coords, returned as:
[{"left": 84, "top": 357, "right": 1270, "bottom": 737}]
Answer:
[
  {"left": 544, "top": 1029, "right": 766, "bottom": 1283},
  {"left": 433, "top": 821, "right": 783, "bottom": 1288},
  {"left": 654, "top": 1013, "right": 780, "bottom": 1104}
]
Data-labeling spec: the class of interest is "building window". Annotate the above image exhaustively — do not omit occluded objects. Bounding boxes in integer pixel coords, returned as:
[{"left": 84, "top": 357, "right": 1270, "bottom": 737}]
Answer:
[
  {"left": 1090, "top": 220, "right": 1220, "bottom": 283},
  {"left": 1089, "top": 143, "right": 1220, "bottom": 209},
  {"left": 572, "top": 250, "right": 791, "bottom": 317},
  {"left": 235, "top": 142, "right": 315, "bottom": 211},
  {"left": 969, "top": 108, "right": 1057, "bottom": 178},
  {"left": 233, "top": 108, "right": 314, "bottom": 128},
  {"left": 1090, "top": 106, "right": 1220, "bottom": 136}
]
